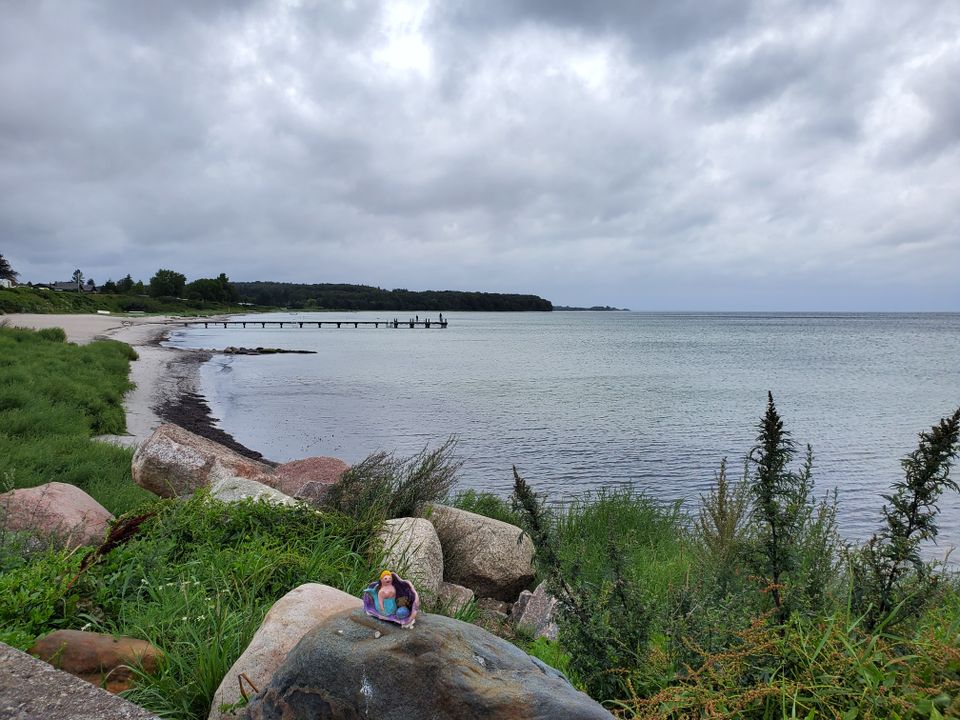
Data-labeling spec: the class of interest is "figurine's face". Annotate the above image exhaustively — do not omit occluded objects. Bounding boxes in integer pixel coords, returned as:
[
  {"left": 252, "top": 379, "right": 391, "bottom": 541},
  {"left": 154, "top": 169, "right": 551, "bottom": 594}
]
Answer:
[{"left": 381, "top": 574, "right": 392, "bottom": 586}]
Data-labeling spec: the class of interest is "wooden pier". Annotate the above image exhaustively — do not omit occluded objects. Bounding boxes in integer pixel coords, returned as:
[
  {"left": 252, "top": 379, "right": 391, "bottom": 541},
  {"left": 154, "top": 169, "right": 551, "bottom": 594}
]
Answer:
[{"left": 181, "top": 319, "right": 448, "bottom": 330}]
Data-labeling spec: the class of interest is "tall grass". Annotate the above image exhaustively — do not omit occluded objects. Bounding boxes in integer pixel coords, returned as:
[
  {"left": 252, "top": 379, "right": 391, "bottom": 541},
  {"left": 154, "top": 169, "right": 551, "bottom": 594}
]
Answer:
[
  {"left": 34, "top": 494, "right": 382, "bottom": 719},
  {"left": 0, "top": 325, "right": 153, "bottom": 514}
]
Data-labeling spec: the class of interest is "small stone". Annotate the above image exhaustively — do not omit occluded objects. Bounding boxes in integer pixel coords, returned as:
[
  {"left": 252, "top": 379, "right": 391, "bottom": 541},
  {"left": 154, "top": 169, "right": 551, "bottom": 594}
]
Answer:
[{"left": 374, "top": 631, "right": 381, "bottom": 639}]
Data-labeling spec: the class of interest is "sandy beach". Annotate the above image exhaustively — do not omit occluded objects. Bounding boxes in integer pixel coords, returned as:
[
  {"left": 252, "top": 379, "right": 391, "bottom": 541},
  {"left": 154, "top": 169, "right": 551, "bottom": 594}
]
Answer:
[{"left": 2, "top": 313, "right": 256, "bottom": 455}]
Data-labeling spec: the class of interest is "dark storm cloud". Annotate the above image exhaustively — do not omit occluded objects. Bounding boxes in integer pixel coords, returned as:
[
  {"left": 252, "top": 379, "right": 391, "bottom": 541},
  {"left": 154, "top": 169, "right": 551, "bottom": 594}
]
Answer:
[{"left": 0, "top": 0, "right": 957, "bottom": 309}]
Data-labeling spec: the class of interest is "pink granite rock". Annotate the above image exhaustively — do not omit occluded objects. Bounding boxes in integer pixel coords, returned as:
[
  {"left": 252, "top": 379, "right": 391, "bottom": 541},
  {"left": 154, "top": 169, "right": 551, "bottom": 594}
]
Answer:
[
  {"left": 271, "top": 457, "right": 348, "bottom": 497},
  {"left": 0, "top": 482, "right": 113, "bottom": 548},
  {"left": 132, "top": 424, "right": 273, "bottom": 497},
  {"left": 29, "top": 629, "right": 163, "bottom": 694}
]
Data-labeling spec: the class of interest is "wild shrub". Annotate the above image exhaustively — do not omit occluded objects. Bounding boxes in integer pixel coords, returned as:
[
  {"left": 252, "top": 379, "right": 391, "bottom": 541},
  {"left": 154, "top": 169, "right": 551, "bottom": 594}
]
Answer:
[
  {"left": 745, "top": 392, "right": 841, "bottom": 624},
  {"left": 511, "top": 467, "right": 658, "bottom": 701},
  {"left": 693, "top": 458, "right": 751, "bottom": 597},
  {"left": 324, "top": 437, "right": 462, "bottom": 521},
  {"left": 852, "top": 407, "right": 960, "bottom": 630}
]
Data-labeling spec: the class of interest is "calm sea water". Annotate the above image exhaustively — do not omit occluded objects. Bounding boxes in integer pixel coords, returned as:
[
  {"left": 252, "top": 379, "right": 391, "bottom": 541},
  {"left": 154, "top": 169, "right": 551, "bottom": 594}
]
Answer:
[{"left": 167, "top": 312, "right": 960, "bottom": 551}]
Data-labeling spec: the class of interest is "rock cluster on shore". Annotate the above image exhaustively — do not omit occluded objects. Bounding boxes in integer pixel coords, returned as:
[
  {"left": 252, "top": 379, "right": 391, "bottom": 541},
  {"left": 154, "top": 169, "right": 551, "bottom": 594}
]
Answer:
[{"left": 8, "top": 422, "right": 590, "bottom": 719}]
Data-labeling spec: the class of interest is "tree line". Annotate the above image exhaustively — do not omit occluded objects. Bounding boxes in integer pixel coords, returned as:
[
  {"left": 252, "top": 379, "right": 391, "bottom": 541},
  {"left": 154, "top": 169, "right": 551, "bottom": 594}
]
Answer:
[
  {"left": 231, "top": 281, "right": 553, "bottom": 311},
  {"left": 2, "top": 253, "right": 552, "bottom": 311}
]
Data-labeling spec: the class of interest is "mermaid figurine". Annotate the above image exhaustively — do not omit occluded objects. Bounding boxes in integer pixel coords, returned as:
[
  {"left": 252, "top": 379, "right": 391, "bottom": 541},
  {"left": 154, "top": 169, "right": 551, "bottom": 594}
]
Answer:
[{"left": 363, "top": 570, "right": 420, "bottom": 627}]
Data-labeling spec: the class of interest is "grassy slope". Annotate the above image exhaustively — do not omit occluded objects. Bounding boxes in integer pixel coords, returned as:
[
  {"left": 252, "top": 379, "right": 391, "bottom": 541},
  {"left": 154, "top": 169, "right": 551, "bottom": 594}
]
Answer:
[{"left": 0, "top": 324, "right": 153, "bottom": 513}]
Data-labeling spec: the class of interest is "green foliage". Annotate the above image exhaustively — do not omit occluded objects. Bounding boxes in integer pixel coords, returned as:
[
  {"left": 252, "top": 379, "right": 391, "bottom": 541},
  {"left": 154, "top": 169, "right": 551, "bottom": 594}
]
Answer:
[
  {"left": 450, "top": 489, "right": 522, "bottom": 526},
  {"left": 148, "top": 268, "right": 187, "bottom": 298},
  {"left": 324, "top": 437, "right": 463, "bottom": 522},
  {"left": 0, "top": 325, "right": 152, "bottom": 514},
  {"left": 693, "top": 458, "right": 751, "bottom": 595},
  {"left": 852, "top": 407, "right": 960, "bottom": 630},
  {"left": 185, "top": 273, "right": 238, "bottom": 303},
  {"left": 71, "top": 494, "right": 379, "bottom": 719},
  {"left": 232, "top": 280, "right": 553, "bottom": 311},
  {"left": 0, "top": 252, "right": 18, "bottom": 282},
  {"left": 0, "top": 548, "right": 84, "bottom": 648},
  {"left": 511, "top": 468, "right": 668, "bottom": 701},
  {"left": 747, "top": 392, "right": 836, "bottom": 624},
  {"left": 36, "top": 326, "right": 67, "bottom": 343}
]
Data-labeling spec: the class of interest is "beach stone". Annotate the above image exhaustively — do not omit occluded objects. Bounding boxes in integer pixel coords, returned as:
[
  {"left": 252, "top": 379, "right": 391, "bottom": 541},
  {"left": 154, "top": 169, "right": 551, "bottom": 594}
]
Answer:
[
  {"left": 0, "top": 641, "right": 160, "bottom": 719},
  {"left": 208, "top": 468, "right": 297, "bottom": 506},
  {"left": 132, "top": 423, "right": 273, "bottom": 497},
  {"left": 427, "top": 504, "right": 535, "bottom": 600},
  {"left": 209, "top": 583, "right": 361, "bottom": 720},
  {"left": 438, "top": 581, "right": 474, "bottom": 614},
  {"left": 514, "top": 581, "right": 559, "bottom": 641},
  {"left": 377, "top": 517, "right": 444, "bottom": 600},
  {"left": 28, "top": 629, "right": 162, "bottom": 694},
  {"left": 0, "top": 482, "right": 113, "bottom": 549},
  {"left": 512, "top": 589, "right": 533, "bottom": 618},
  {"left": 242, "top": 609, "right": 612, "bottom": 720},
  {"left": 271, "top": 457, "right": 348, "bottom": 497}
]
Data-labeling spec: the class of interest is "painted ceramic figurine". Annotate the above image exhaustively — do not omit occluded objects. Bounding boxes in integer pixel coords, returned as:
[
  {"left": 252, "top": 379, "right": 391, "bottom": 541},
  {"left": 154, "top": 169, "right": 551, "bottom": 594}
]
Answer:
[{"left": 363, "top": 570, "right": 419, "bottom": 627}]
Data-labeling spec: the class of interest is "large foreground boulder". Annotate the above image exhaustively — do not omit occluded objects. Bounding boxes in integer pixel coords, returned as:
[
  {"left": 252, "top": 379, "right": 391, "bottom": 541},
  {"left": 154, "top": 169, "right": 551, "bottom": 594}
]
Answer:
[
  {"left": 209, "top": 584, "right": 361, "bottom": 720},
  {"left": 0, "top": 482, "right": 113, "bottom": 548},
  {"left": 132, "top": 424, "right": 273, "bottom": 497},
  {"left": 243, "top": 609, "right": 612, "bottom": 720},
  {"left": 29, "top": 629, "right": 162, "bottom": 694},
  {"left": 428, "top": 504, "right": 535, "bottom": 600},
  {"left": 377, "top": 517, "right": 444, "bottom": 600}
]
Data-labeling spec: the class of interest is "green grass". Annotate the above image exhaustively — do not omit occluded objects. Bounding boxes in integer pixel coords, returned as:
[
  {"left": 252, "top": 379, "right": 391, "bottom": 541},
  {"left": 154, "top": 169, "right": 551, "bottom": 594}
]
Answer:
[{"left": 0, "top": 324, "right": 153, "bottom": 514}]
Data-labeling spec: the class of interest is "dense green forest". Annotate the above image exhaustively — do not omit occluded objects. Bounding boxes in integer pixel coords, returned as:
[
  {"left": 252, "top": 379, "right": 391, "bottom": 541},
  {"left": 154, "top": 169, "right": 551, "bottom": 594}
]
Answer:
[{"left": 232, "top": 281, "right": 553, "bottom": 311}]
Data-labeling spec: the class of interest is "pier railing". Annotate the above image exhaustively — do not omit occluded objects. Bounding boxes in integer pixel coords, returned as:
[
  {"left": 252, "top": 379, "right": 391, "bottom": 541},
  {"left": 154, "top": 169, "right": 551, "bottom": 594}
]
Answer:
[{"left": 179, "top": 319, "right": 448, "bottom": 329}]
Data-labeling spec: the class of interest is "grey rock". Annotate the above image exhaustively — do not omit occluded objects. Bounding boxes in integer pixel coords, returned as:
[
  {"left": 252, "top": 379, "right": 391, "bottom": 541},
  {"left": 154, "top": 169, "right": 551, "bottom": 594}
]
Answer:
[
  {"left": 427, "top": 504, "right": 535, "bottom": 600},
  {"left": 512, "top": 589, "right": 534, "bottom": 618},
  {"left": 515, "top": 581, "right": 559, "bottom": 641},
  {"left": 242, "top": 609, "right": 612, "bottom": 720},
  {"left": 208, "top": 468, "right": 297, "bottom": 506},
  {"left": 377, "top": 517, "right": 444, "bottom": 600},
  {"left": 0, "top": 641, "right": 159, "bottom": 719}
]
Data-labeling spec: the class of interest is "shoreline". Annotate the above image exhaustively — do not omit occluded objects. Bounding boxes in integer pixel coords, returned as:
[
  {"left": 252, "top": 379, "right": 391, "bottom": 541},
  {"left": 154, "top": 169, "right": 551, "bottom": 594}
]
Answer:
[{"left": 3, "top": 312, "right": 269, "bottom": 462}]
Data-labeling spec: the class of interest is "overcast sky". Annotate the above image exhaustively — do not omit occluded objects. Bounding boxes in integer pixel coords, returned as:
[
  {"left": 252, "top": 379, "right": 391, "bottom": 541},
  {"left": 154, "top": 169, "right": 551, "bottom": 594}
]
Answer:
[{"left": 1, "top": 1, "right": 958, "bottom": 310}]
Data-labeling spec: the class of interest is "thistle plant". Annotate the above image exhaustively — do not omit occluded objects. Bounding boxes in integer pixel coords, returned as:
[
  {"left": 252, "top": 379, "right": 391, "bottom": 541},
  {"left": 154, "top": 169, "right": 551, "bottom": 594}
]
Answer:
[{"left": 853, "top": 407, "right": 960, "bottom": 629}]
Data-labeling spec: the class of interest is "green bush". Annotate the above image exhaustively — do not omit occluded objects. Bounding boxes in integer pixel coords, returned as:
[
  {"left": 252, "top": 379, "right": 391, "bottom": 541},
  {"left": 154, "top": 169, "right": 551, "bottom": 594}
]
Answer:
[{"left": 324, "top": 437, "right": 462, "bottom": 522}]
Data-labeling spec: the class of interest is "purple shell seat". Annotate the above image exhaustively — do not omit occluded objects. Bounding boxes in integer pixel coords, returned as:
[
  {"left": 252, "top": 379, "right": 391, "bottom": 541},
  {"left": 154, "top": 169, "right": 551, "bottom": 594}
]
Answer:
[{"left": 362, "top": 573, "right": 420, "bottom": 626}]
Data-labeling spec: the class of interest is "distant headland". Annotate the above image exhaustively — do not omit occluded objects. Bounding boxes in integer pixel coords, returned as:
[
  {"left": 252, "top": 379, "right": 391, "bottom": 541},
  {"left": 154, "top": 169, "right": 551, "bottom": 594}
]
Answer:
[{"left": 232, "top": 282, "right": 553, "bottom": 312}]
